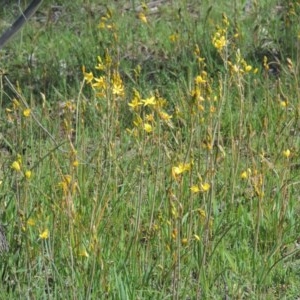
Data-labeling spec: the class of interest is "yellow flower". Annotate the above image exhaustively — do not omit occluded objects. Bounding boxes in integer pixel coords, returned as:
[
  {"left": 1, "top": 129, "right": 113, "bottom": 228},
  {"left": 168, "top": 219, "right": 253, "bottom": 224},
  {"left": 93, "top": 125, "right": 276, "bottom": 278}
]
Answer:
[
  {"left": 155, "top": 96, "right": 167, "bottom": 108},
  {"left": 58, "top": 175, "right": 72, "bottom": 193},
  {"left": 280, "top": 100, "right": 288, "bottom": 107},
  {"left": 191, "top": 182, "right": 210, "bottom": 193},
  {"left": 39, "top": 229, "right": 49, "bottom": 239},
  {"left": 98, "top": 22, "right": 106, "bottom": 29},
  {"left": 145, "top": 113, "right": 155, "bottom": 122},
  {"left": 82, "top": 66, "right": 94, "bottom": 83},
  {"left": 128, "top": 89, "right": 142, "bottom": 110},
  {"left": 128, "top": 98, "right": 142, "bottom": 109},
  {"left": 198, "top": 209, "right": 206, "bottom": 219},
  {"left": 169, "top": 33, "right": 179, "bottom": 42},
  {"left": 133, "top": 116, "right": 143, "bottom": 128},
  {"left": 95, "top": 56, "right": 105, "bottom": 70},
  {"left": 138, "top": 12, "right": 147, "bottom": 24},
  {"left": 64, "top": 175, "right": 72, "bottom": 184},
  {"left": 181, "top": 238, "right": 188, "bottom": 246},
  {"left": 23, "top": 108, "right": 31, "bottom": 117},
  {"left": 159, "top": 111, "right": 172, "bottom": 121},
  {"left": 190, "top": 185, "right": 200, "bottom": 193},
  {"left": 240, "top": 171, "right": 248, "bottom": 179},
  {"left": 143, "top": 123, "right": 153, "bottom": 133},
  {"left": 27, "top": 218, "right": 35, "bottom": 226},
  {"left": 172, "top": 162, "right": 191, "bottom": 179},
  {"left": 25, "top": 170, "right": 32, "bottom": 179},
  {"left": 113, "top": 83, "right": 124, "bottom": 96},
  {"left": 283, "top": 149, "right": 291, "bottom": 158},
  {"left": 212, "top": 33, "right": 227, "bottom": 50},
  {"left": 142, "top": 96, "right": 156, "bottom": 107},
  {"left": 112, "top": 72, "right": 125, "bottom": 97},
  {"left": 11, "top": 161, "right": 21, "bottom": 172},
  {"left": 79, "top": 246, "right": 89, "bottom": 258},
  {"left": 244, "top": 65, "right": 252, "bottom": 72},
  {"left": 231, "top": 63, "right": 242, "bottom": 74},
  {"left": 195, "top": 75, "right": 206, "bottom": 84},
  {"left": 92, "top": 76, "right": 106, "bottom": 90},
  {"left": 200, "top": 182, "right": 210, "bottom": 192},
  {"left": 73, "top": 160, "right": 79, "bottom": 167},
  {"left": 198, "top": 104, "right": 205, "bottom": 111}
]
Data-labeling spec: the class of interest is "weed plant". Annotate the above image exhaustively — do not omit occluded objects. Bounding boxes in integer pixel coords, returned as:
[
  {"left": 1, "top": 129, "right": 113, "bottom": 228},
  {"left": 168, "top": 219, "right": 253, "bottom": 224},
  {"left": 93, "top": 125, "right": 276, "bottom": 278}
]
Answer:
[{"left": 0, "top": 0, "right": 300, "bottom": 299}]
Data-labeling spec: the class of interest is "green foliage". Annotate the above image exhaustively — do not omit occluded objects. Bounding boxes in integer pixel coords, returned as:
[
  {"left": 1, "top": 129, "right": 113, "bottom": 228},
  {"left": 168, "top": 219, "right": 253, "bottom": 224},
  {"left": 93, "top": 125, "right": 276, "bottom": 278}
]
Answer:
[{"left": 1, "top": 0, "right": 300, "bottom": 298}]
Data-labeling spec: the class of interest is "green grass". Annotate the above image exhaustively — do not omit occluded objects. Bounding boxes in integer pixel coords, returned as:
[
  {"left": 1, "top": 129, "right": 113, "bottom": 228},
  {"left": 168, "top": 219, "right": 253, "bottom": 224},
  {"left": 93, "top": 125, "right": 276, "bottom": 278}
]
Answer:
[{"left": 1, "top": 0, "right": 300, "bottom": 298}]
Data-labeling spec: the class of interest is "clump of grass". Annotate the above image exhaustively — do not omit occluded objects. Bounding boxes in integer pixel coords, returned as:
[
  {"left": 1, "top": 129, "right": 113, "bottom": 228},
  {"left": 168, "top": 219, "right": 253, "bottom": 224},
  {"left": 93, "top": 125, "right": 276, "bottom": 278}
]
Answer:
[{"left": 0, "top": 0, "right": 300, "bottom": 298}]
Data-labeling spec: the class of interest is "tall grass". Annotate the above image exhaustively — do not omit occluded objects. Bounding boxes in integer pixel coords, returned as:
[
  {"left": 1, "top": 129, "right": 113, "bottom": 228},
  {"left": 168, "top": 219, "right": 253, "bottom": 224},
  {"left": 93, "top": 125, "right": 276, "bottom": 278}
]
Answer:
[{"left": 0, "top": 0, "right": 300, "bottom": 298}]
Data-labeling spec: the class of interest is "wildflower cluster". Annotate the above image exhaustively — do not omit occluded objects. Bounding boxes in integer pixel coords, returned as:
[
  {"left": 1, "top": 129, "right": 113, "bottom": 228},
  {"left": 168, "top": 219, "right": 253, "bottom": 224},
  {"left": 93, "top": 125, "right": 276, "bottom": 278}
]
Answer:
[
  {"left": 228, "top": 49, "right": 257, "bottom": 75},
  {"left": 137, "top": 2, "right": 149, "bottom": 24},
  {"left": 172, "top": 162, "right": 191, "bottom": 181},
  {"left": 98, "top": 9, "right": 116, "bottom": 31},
  {"left": 23, "top": 211, "right": 50, "bottom": 241},
  {"left": 212, "top": 14, "right": 229, "bottom": 53},
  {"left": 11, "top": 154, "right": 32, "bottom": 179},
  {"left": 84, "top": 9, "right": 125, "bottom": 107},
  {"left": 127, "top": 89, "right": 173, "bottom": 137},
  {"left": 83, "top": 52, "right": 125, "bottom": 103},
  {"left": 190, "top": 69, "right": 216, "bottom": 117},
  {"left": 190, "top": 181, "right": 210, "bottom": 193},
  {"left": 5, "top": 98, "right": 31, "bottom": 123}
]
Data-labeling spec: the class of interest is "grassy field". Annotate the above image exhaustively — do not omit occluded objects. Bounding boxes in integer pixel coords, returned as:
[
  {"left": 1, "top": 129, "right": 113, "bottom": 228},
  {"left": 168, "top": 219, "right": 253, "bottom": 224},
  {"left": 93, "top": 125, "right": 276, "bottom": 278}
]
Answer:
[{"left": 0, "top": 0, "right": 300, "bottom": 298}]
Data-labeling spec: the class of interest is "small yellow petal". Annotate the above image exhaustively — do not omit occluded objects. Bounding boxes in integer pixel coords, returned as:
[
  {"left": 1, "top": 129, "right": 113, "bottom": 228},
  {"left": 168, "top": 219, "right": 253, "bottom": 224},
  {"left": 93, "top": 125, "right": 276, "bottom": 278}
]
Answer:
[
  {"left": 23, "top": 108, "right": 31, "bottom": 117},
  {"left": 142, "top": 96, "right": 156, "bottom": 106},
  {"left": 79, "top": 246, "right": 89, "bottom": 258},
  {"left": 25, "top": 170, "right": 32, "bottom": 179},
  {"left": 190, "top": 185, "right": 200, "bottom": 193},
  {"left": 193, "top": 234, "right": 200, "bottom": 241},
  {"left": 283, "top": 149, "right": 291, "bottom": 158},
  {"left": 200, "top": 182, "right": 210, "bottom": 192},
  {"left": 169, "top": 33, "right": 179, "bottom": 42},
  {"left": 11, "top": 161, "right": 21, "bottom": 172},
  {"left": 240, "top": 171, "right": 248, "bottom": 179},
  {"left": 39, "top": 229, "right": 49, "bottom": 239},
  {"left": 143, "top": 123, "right": 153, "bottom": 133},
  {"left": 138, "top": 12, "right": 147, "bottom": 23},
  {"left": 27, "top": 218, "right": 35, "bottom": 226},
  {"left": 198, "top": 209, "right": 206, "bottom": 219},
  {"left": 181, "top": 238, "right": 188, "bottom": 246},
  {"left": 245, "top": 65, "right": 252, "bottom": 72}
]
